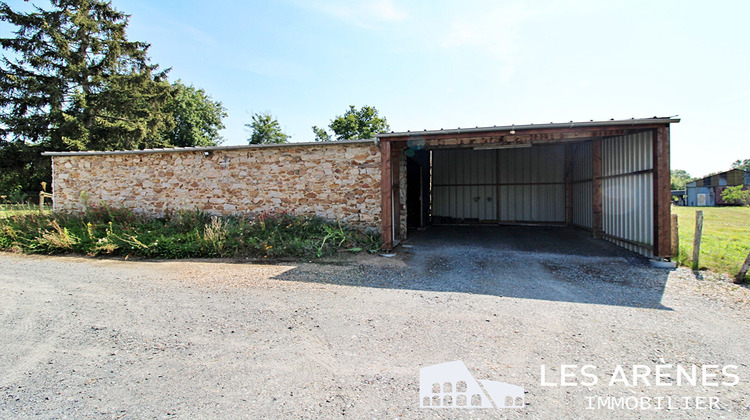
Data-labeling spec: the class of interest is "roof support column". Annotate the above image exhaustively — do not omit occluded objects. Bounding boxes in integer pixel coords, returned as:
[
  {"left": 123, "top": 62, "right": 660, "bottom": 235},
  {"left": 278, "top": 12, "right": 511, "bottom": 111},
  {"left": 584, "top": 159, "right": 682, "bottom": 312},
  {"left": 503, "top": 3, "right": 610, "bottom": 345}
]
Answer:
[
  {"left": 653, "top": 126, "right": 671, "bottom": 258},
  {"left": 380, "top": 140, "right": 394, "bottom": 250},
  {"left": 592, "top": 138, "right": 603, "bottom": 238},
  {"left": 392, "top": 143, "right": 402, "bottom": 242}
]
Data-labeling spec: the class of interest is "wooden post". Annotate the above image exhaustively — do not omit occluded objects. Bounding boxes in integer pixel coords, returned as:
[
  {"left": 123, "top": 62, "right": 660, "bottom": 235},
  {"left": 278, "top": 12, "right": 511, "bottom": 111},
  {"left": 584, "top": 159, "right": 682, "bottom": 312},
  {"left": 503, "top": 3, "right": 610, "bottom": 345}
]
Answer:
[
  {"left": 691, "top": 210, "right": 703, "bottom": 270},
  {"left": 564, "top": 144, "right": 573, "bottom": 225},
  {"left": 736, "top": 251, "right": 750, "bottom": 284},
  {"left": 380, "top": 140, "right": 393, "bottom": 250},
  {"left": 592, "top": 139, "right": 603, "bottom": 238},
  {"left": 392, "top": 144, "right": 401, "bottom": 242},
  {"left": 653, "top": 126, "right": 672, "bottom": 258},
  {"left": 671, "top": 213, "right": 679, "bottom": 258}
]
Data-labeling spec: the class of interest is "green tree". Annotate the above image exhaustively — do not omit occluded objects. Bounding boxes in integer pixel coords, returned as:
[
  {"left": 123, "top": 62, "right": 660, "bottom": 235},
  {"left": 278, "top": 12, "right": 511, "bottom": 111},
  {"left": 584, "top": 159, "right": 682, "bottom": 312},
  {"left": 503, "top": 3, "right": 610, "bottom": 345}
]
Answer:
[
  {"left": 311, "top": 125, "right": 331, "bottom": 142},
  {"left": 731, "top": 159, "right": 750, "bottom": 171},
  {"left": 0, "top": 140, "right": 48, "bottom": 202},
  {"left": 163, "top": 81, "right": 227, "bottom": 147},
  {"left": 0, "top": 0, "right": 173, "bottom": 150},
  {"left": 670, "top": 169, "right": 692, "bottom": 190},
  {"left": 0, "top": 0, "right": 173, "bottom": 197},
  {"left": 246, "top": 112, "right": 289, "bottom": 144},
  {"left": 721, "top": 185, "right": 750, "bottom": 206},
  {"left": 313, "top": 105, "right": 390, "bottom": 141}
]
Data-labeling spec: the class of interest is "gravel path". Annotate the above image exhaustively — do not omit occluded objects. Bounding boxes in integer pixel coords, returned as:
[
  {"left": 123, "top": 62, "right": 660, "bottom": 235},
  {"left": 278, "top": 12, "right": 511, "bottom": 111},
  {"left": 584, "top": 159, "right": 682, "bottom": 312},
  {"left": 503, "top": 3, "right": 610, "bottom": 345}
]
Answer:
[{"left": 1, "top": 231, "right": 749, "bottom": 419}]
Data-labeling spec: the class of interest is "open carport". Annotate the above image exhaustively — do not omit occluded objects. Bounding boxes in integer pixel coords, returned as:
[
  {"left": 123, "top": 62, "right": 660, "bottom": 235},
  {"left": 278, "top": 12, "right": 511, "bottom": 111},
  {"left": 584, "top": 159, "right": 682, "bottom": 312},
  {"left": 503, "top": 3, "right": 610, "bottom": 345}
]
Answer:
[{"left": 376, "top": 117, "right": 679, "bottom": 258}]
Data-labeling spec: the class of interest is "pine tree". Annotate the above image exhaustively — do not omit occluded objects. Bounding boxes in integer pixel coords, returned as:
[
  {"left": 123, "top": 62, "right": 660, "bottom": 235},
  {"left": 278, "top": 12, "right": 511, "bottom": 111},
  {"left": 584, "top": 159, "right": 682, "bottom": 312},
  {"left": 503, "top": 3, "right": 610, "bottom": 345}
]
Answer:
[{"left": 0, "top": 0, "right": 173, "bottom": 151}]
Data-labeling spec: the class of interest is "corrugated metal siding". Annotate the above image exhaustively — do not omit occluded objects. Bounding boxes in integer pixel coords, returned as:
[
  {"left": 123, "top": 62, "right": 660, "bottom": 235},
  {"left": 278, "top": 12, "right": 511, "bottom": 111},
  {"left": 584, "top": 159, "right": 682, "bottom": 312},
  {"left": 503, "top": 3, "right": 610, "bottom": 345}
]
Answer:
[
  {"left": 497, "top": 145, "right": 565, "bottom": 222},
  {"left": 432, "top": 149, "right": 496, "bottom": 220},
  {"left": 686, "top": 186, "right": 715, "bottom": 206},
  {"left": 601, "top": 131, "right": 653, "bottom": 257},
  {"left": 432, "top": 146, "right": 565, "bottom": 223},
  {"left": 571, "top": 142, "right": 593, "bottom": 228}
]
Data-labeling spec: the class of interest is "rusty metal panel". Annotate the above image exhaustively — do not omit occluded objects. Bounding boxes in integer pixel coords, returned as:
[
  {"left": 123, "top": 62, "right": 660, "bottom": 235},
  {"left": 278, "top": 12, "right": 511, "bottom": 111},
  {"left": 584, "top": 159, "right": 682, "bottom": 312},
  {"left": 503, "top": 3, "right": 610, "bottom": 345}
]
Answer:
[{"left": 601, "top": 131, "right": 654, "bottom": 257}]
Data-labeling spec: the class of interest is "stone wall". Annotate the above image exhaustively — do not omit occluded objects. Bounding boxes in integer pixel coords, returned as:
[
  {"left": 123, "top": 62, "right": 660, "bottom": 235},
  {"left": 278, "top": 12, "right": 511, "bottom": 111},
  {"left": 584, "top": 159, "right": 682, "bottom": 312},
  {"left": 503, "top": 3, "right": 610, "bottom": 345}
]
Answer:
[{"left": 51, "top": 142, "right": 382, "bottom": 230}]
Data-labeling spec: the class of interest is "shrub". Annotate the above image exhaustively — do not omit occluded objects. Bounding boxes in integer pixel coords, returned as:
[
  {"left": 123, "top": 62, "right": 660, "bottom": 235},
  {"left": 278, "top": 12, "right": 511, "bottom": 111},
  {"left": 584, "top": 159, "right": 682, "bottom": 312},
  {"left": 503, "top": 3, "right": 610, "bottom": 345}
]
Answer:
[
  {"left": 36, "top": 220, "right": 79, "bottom": 252},
  {"left": 0, "top": 208, "right": 382, "bottom": 260},
  {"left": 721, "top": 186, "right": 750, "bottom": 206},
  {"left": 203, "top": 216, "right": 229, "bottom": 257}
]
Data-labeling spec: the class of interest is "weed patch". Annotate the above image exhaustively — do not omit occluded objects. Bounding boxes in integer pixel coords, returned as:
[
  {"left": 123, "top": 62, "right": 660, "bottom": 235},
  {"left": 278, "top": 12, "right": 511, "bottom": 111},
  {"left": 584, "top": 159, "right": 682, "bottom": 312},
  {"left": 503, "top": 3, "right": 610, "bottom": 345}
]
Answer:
[{"left": 0, "top": 208, "right": 382, "bottom": 260}]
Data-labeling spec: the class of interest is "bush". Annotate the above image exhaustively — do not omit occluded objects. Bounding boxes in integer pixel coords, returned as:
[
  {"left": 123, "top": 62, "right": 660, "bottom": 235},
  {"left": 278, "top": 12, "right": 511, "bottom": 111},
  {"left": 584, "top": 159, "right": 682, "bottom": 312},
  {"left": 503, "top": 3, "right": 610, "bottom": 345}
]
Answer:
[
  {"left": 721, "top": 186, "right": 750, "bottom": 206},
  {"left": 0, "top": 208, "right": 382, "bottom": 260}
]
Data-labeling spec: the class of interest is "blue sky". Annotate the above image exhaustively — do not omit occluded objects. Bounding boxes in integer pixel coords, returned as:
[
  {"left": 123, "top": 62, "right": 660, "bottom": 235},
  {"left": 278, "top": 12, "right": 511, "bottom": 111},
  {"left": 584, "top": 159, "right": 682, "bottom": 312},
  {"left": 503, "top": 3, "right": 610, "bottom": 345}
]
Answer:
[{"left": 7, "top": 0, "right": 750, "bottom": 177}]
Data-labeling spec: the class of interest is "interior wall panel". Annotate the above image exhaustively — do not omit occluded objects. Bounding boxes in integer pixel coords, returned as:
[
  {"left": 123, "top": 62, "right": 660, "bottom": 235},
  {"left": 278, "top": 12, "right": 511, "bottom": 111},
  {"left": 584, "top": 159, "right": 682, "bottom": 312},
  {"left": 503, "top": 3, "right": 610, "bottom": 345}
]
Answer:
[
  {"left": 571, "top": 141, "right": 593, "bottom": 228},
  {"left": 432, "top": 149, "right": 496, "bottom": 221},
  {"left": 432, "top": 145, "right": 565, "bottom": 223}
]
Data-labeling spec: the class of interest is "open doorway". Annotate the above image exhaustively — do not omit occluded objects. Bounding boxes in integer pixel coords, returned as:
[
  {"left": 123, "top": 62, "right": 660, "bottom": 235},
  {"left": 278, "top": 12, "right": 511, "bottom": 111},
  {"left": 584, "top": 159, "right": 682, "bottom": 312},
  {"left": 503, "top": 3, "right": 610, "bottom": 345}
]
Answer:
[{"left": 406, "top": 149, "right": 430, "bottom": 229}]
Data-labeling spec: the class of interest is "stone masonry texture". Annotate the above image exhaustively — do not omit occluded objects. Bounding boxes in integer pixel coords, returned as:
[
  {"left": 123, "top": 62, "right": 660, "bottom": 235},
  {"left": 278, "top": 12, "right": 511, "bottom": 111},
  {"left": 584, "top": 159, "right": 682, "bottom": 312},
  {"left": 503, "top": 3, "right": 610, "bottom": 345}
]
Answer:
[{"left": 51, "top": 143, "right": 383, "bottom": 231}]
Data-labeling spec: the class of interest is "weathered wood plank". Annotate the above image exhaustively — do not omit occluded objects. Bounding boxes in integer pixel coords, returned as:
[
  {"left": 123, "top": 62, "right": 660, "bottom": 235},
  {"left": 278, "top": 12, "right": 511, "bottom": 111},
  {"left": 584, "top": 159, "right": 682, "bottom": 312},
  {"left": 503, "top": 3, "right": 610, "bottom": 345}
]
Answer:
[
  {"left": 391, "top": 144, "right": 401, "bottom": 242},
  {"left": 671, "top": 213, "right": 679, "bottom": 258},
  {"left": 653, "top": 126, "right": 672, "bottom": 257},
  {"left": 692, "top": 210, "right": 703, "bottom": 270},
  {"left": 380, "top": 140, "right": 393, "bottom": 250}
]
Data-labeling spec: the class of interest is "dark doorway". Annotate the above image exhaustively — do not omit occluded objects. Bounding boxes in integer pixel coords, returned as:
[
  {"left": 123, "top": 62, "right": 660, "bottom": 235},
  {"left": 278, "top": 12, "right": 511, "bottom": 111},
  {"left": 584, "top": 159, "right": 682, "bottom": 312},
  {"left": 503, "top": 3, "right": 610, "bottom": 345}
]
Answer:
[{"left": 406, "top": 150, "right": 430, "bottom": 228}]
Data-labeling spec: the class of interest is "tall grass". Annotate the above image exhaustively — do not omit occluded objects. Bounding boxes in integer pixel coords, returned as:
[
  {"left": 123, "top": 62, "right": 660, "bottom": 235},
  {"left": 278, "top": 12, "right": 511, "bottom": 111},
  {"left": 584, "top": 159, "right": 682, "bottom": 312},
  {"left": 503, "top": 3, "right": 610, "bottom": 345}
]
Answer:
[
  {"left": 672, "top": 206, "right": 750, "bottom": 281},
  {"left": 0, "top": 207, "right": 382, "bottom": 260},
  {"left": 0, "top": 202, "right": 51, "bottom": 217}
]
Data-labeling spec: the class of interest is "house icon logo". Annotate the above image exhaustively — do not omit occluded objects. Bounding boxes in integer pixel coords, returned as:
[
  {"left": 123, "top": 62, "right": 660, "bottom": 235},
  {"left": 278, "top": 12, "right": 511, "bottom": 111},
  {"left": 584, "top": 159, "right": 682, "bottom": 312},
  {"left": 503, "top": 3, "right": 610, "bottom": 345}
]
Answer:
[{"left": 419, "top": 360, "right": 525, "bottom": 409}]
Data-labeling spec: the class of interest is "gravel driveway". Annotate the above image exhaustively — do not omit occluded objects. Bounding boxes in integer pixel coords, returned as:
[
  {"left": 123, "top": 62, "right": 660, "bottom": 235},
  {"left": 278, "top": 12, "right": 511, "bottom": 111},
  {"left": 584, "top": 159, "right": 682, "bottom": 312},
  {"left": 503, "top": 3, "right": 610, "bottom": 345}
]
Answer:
[{"left": 1, "top": 227, "right": 749, "bottom": 419}]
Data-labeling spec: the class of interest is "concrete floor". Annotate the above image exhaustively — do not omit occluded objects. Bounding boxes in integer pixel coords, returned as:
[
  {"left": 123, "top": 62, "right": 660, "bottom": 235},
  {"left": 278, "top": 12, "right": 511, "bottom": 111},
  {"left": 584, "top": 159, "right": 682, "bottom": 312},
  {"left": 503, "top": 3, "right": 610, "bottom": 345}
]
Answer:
[
  {"left": 301, "top": 225, "right": 672, "bottom": 309},
  {"left": 404, "top": 225, "right": 636, "bottom": 257}
]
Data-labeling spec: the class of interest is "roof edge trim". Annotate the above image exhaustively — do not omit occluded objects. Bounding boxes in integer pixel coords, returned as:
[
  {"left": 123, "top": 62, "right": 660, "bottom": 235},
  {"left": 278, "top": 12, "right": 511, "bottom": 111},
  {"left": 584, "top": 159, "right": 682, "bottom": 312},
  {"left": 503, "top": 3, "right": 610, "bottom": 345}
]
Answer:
[
  {"left": 376, "top": 117, "right": 680, "bottom": 138},
  {"left": 42, "top": 139, "right": 376, "bottom": 157}
]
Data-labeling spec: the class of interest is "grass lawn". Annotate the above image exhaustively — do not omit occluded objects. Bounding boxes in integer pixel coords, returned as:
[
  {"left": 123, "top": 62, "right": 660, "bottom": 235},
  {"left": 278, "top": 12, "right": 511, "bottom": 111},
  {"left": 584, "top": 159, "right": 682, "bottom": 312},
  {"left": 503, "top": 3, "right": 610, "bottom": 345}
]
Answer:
[{"left": 672, "top": 206, "right": 750, "bottom": 281}]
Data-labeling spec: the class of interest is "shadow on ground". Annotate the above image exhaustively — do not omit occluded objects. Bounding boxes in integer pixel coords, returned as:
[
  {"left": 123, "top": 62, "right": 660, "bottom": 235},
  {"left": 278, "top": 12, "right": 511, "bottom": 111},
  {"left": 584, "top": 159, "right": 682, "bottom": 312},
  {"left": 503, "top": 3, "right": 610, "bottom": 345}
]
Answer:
[{"left": 271, "top": 226, "right": 673, "bottom": 310}]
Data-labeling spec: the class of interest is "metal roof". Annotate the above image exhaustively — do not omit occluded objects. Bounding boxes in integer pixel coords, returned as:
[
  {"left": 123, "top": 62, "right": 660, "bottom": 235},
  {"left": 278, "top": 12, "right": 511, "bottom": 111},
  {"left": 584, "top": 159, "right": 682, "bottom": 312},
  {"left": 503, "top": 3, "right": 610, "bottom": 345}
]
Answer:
[
  {"left": 376, "top": 117, "right": 680, "bottom": 138},
  {"left": 41, "top": 139, "right": 376, "bottom": 157},
  {"left": 687, "top": 168, "right": 750, "bottom": 185}
]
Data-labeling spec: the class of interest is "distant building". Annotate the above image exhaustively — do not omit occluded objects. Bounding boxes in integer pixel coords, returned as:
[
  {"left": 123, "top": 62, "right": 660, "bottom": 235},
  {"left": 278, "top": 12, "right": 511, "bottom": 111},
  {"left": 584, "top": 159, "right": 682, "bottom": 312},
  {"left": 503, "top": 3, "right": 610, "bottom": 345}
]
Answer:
[
  {"left": 671, "top": 190, "right": 686, "bottom": 206},
  {"left": 685, "top": 169, "right": 750, "bottom": 206}
]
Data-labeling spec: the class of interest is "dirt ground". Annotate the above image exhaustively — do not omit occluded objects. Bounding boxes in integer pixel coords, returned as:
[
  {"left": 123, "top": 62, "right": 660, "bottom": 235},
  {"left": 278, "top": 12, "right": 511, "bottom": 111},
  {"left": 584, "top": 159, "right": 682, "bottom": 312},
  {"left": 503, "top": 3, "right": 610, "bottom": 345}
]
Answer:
[{"left": 1, "top": 226, "right": 749, "bottom": 419}]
